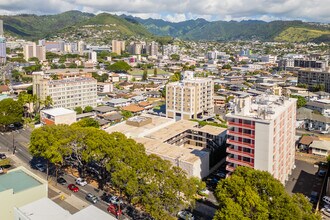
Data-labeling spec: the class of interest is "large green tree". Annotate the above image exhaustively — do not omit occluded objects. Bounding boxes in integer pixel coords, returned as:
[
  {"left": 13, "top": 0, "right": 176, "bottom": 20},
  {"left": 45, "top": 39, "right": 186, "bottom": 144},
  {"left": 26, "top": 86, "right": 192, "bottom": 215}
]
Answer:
[
  {"left": 213, "top": 167, "right": 321, "bottom": 220},
  {"left": 0, "top": 99, "right": 23, "bottom": 130},
  {"left": 106, "top": 61, "right": 131, "bottom": 72},
  {"left": 29, "top": 125, "right": 200, "bottom": 220}
]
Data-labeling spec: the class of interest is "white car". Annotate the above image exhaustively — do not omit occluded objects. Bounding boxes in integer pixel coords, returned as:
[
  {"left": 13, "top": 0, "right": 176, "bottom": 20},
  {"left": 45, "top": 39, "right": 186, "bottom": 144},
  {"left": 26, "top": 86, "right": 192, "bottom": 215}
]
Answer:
[
  {"left": 321, "top": 207, "right": 330, "bottom": 217},
  {"left": 0, "top": 167, "right": 3, "bottom": 174},
  {"left": 110, "top": 196, "right": 123, "bottom": 205},
  {"left": 75, "top": 178, "right": 87, "bottom": 186}
]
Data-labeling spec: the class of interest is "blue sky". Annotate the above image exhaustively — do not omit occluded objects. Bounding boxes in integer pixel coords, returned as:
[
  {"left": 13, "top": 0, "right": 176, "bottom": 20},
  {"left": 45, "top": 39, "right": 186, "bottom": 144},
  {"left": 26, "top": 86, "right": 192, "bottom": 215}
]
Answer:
[{"left": 0, "top": 0, "right": 329, "bottom": 23}]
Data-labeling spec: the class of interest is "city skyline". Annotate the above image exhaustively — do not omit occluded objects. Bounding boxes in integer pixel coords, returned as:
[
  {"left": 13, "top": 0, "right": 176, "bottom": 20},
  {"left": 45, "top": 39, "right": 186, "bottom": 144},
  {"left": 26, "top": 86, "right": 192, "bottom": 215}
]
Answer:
[{"left": 0, "top": 0, "right": 329, "bottom": 23}]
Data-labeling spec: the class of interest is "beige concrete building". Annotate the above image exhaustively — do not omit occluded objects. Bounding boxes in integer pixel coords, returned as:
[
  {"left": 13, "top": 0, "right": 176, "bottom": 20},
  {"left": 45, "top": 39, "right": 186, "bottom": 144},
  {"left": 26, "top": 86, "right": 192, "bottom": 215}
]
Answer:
[
  {"left": 106, "top": 115, "right": 226, "bottom": 178},
  {"left": 41, "top": 107, "right": 76, "bottom": 125},
  {"left": 298, "top": 68, "right": 330, "bottom": 92},
  {"left": 33, "top": 72, "right": 97, "bottom": 109},
  {"left": 226, "top": 95, "right": 296, "bottom": 184},
  {"left": 23, "top": 43, "right": 46, "bottom": 61},
  {"left": 0, "top": 166, "right": 48, "bottom": 220},
  {"left": 166, "top": 71, "right": 214, "bottom": 120},
  {"left": 111, "top": 40, "right": 125, "bottom": 55}
]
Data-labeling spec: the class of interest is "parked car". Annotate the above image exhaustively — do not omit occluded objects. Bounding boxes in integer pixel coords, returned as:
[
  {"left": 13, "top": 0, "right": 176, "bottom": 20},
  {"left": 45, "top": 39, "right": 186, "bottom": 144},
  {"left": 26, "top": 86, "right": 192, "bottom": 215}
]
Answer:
[
  {"left": 85, "top": 193, "right": 98, "bottom": 204},
  {"left": 35, "top": 163, "right": 46, "bottom": 172},
  {"left": 323, "top": 196, "right": 330, "bottom": 205},
  {"left": 307, "top": 127, "right": 315, "bottom": 131},
  {"left": 76, "top": 178, "right": 87, "bottom": 186},
  {"left": 310, "top": 191, "right": 318, "bottom": 204},
  {"left": 215, "top": 170, "right": 226, "bottom": 179},
  {"left": 57, "top": 177, "right": 67, "bottom": 185},
  {"left": 107, "top": 204, "right": 122, "bottom": 217},
  {"left": 318, "top": 170, "right": 327, "bottom": 177},
  {"left": 322, "top": 207, "right": 330, "bottom": 217},
  {"left": 110, "top": 196, "right": 123, "bottom": 205},
  {"left": 101, "top": 193, "right": 113, "bottom": 204},
  {"left": 68, "top": 184, "right": 79, "bottom": 192},
  {"left": 177, "top": 210, "right": 194, "bottom": 220},
  {"left": 0, "top": 153, "right": 6, "bottom": 159}
]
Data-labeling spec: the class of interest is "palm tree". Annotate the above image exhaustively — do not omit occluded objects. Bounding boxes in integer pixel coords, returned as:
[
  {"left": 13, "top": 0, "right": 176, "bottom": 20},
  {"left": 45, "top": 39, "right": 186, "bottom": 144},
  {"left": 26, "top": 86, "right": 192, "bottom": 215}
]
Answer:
[{"left": 43, "top": 96, "right": 53, "bottom": 109}]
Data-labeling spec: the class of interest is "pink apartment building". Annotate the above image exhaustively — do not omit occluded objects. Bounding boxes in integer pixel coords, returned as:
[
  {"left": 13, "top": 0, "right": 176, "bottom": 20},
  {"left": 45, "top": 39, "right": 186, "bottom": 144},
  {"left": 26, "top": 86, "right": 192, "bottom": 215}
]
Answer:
[{"left": 225, "top": 94, "right": 297, "bottom": 184}]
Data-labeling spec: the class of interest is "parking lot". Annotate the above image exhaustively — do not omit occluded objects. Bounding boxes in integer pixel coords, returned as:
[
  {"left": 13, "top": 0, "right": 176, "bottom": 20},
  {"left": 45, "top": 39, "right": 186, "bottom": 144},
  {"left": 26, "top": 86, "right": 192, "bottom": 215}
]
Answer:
[{"left": 286, "top": 159, "right": 323, "bottom": 196}]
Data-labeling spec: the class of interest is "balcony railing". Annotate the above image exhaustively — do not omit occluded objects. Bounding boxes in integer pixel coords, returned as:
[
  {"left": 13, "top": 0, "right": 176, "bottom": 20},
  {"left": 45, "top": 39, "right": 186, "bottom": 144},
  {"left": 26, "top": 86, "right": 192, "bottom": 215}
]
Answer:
[
  {"left": 226, "top": 165, "right": 235, "bottom": 172},
  {"left": 227, "top": 130, "right": 255, "bottom": 139},
  {"left": 226, "top": 147, "right": 254, "bottom": 158},
  {"left": 228, "top": 121, "right": 255, "bottom": 129},
  {"left": 227, "top": 139, "right": 254, "bottom": 149},
  {"left": 226, "top": 156, "right": 254, "bottom": 168}
]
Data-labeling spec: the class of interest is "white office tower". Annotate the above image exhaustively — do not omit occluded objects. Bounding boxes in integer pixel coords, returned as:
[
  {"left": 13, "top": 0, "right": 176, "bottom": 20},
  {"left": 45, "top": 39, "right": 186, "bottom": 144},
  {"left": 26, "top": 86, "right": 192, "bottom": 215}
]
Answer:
[
  {"left": 0, "top": 20, "right": 3, "bottom": 37},
  {"left": 0, "top": 37, "right": 6, "bottom": 63}
]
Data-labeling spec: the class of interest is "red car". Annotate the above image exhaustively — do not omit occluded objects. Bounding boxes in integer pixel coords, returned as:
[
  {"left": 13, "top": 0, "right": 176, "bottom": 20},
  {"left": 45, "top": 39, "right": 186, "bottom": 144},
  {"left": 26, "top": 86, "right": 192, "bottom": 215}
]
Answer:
[
  {"left": 107, "top": 203, "right": 122, "bottom": 217},
  {"left": 68, "top": 184, "right": 79, "bottom": 192}
]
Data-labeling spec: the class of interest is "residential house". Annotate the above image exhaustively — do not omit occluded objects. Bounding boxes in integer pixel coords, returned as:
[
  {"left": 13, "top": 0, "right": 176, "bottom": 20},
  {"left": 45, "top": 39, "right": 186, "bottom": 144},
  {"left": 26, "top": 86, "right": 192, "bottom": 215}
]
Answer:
[
  {"left": 107, "top": 98, "right": 131, "bottom": 108},
  {"left": 309, "top": 140, "right": 330, "bottom": 157}
]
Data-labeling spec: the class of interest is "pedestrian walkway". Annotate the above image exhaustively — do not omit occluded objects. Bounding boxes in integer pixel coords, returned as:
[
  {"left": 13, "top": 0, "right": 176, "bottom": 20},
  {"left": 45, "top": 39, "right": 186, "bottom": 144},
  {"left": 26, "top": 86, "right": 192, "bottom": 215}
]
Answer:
[{"left": 8, "top": 153, "right": 88, "bottom": 211}]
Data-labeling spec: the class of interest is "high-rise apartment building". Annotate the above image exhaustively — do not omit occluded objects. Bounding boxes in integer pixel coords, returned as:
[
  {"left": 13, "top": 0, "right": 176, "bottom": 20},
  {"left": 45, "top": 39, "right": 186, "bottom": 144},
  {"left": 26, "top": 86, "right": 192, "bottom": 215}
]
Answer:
[
  {"left": 225, "top": 95, "right": 296, "bottom": 184},
  {"left": 112, "top": 40, "right": 125, "bottom": 55},
  {"left": 23, "top": 43, "right": 46, "bottom": 61},
  {"left": 0, "top": 20, "right": 6, "bottom": 63},
  {"left": 0, "top": 37, "right": 6, "bottom": 63},
  {"left": 0, "top": 19, "right": 3, "bottom": 36},
  {"left": 166, "top": 71, "right": 214, "bottom": 120},
  {"left": 297, "top": 68, "right": 330, "bottom": 92},
  {"left": 146, "top": 41, "right": 158, "bottom": 56},
  {"left": 33, "top": 72, "right": 97, "bottom": 109}
]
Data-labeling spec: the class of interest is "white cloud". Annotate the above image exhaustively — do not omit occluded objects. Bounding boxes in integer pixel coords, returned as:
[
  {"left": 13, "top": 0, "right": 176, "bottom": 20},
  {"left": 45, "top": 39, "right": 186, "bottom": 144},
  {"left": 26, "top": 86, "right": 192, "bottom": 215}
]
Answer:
[{"left": 0, "top": 0, "right": 329, "bottom": 22}]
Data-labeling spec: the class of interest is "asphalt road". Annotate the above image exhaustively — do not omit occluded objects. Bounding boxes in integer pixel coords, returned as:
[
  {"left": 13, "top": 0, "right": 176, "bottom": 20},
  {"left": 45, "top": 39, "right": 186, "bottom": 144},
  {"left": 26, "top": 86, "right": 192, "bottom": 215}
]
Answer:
[{"left": 0, "top": 128, "right": 216, "bottom": 220}]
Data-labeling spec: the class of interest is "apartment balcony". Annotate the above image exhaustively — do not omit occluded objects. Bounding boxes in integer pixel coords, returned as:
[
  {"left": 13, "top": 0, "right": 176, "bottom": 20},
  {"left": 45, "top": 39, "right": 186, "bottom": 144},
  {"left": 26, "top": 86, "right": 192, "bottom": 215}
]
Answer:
[
  {"left": 226, "top": 147, "right": 254, "bottom": 158},
  {"left": 227, "top": 139, "right": 254, "bottom": 149},
  {"left": 227, "top": 130, "right": 255, "bottom": 139},
  {"left": 226, "top": 164, "right": 236, "bottom": 172},
  {"left": 228, "top": 121, "right": 255, "bottom": 129},
  {"left": 226, "top": 156, "right": 254, "bottom": 168}
]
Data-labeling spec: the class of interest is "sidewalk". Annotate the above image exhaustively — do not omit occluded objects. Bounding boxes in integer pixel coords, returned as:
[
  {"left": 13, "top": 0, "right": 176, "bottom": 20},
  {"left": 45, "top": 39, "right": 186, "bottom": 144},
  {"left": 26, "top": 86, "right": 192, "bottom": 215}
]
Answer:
[{"left": 8, "top": 153, "right": 89, "bottom": 211}]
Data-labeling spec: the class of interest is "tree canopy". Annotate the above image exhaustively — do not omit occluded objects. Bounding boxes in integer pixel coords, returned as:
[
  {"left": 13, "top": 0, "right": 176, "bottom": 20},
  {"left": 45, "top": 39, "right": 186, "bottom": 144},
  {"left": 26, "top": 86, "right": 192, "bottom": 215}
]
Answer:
[
  {"left": 213, "top": 167, "right": 320, "bottom": 220},
  {"left": 0, "top": 99, "right": 23, "bottom": 131},
  {"left": 290, "top": 95, "right": 307, "bottom": 109},
  {"left": 106, "top": 61, "right": 131, "bottom": 72},
  {"left": 29, "top": 124, "right": 200, "bottom": 219}
]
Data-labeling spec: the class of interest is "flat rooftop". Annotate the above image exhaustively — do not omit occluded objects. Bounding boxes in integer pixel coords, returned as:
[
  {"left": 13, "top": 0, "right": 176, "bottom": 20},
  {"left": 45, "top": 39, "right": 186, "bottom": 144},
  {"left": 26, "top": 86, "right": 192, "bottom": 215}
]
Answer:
[
  {"left": 135, "top": 137, "right": 208, "bottom": 163},
  {"left": 106, "top": 114, "right": 174, "bottom": 138},
  {"left": 18, "top": 197, "right": 71, "bottom": 220},
  {"left": 42, "top": 108, "right": 75, "bottom": 116},
  {"left": 227, "top": 95, "right": 296, "bottom": 122},
  {"left": 0, "top": 169, "right": 42, "bottom": 193}
]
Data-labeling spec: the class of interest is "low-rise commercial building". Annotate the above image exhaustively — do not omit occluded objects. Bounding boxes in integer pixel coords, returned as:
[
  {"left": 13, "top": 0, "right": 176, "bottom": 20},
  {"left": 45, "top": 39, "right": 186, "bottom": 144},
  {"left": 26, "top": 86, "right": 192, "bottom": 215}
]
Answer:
[
  {"left": 41, "top": 108, "right": 76, "bottom": 125},
  {"left": 106, "top": 115, "right": 226, "bottom": 178},
  {"left": 0, "top": 166, "right": 48, "bottom": 220}
]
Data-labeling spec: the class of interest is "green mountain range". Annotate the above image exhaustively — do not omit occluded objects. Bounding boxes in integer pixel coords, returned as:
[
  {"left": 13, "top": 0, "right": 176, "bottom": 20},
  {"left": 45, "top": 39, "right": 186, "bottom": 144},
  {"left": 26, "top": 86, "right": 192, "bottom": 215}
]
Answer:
[
  {"left": 125, "top": 15, "right": 330, "bottom": 42},
  {"left": 1, "top": 10, "right": 330, "bottom": 43}
]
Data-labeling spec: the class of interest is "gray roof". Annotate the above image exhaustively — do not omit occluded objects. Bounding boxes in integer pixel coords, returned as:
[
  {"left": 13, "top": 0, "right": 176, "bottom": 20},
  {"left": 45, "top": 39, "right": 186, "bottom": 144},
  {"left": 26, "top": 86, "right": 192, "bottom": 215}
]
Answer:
[
  {"left": 297, "top": 107, "right": 330, "bottom": 123},
  {"left": 107, "top": 98, "right": 129, "bottom": 104},
  {"left": 310, "top": 140, "right": 330, "bottom": 151},
  {"left": 93, "top": 106, "right": 116, "bottom": 113},
  {"left": 0, "top": 170, "right": 42, "bottom": 193},
  {"left": 103, "top": 113, "right": 123, "bottom": 121},
  {"left": 306, "top": 101, "right": 330, "bottom": 109}
]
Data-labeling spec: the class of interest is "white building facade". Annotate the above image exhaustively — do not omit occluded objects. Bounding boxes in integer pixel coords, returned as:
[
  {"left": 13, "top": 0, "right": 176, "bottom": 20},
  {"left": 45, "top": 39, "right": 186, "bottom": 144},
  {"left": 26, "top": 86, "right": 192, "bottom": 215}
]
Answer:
[{"left": 226, "top": 95, "right": 296, "bottom": 184}]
